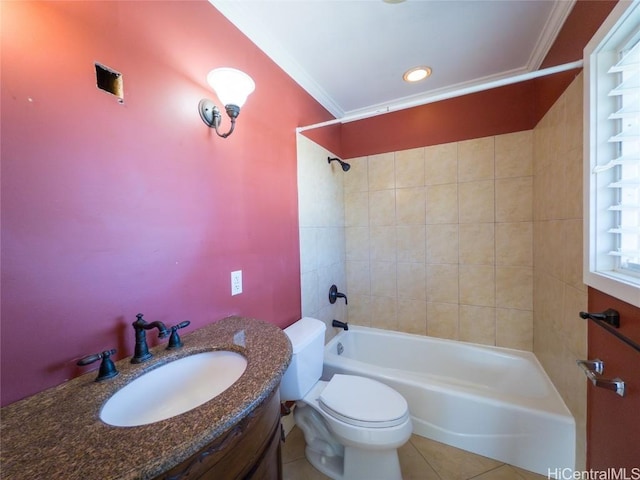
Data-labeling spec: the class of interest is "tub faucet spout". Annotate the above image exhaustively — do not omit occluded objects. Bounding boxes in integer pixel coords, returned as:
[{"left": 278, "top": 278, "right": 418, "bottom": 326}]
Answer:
[
  {"left": 131, "top": 313, "right": 169, "bottom": 364},
  {"left": 332, "top": 319, "right": 349, "bottom": 330}
]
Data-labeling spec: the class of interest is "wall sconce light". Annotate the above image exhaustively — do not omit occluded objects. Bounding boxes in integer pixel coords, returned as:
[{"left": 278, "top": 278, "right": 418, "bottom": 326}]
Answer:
[{"left": 198, "top": 68, "right": 255, "bottom": 138}]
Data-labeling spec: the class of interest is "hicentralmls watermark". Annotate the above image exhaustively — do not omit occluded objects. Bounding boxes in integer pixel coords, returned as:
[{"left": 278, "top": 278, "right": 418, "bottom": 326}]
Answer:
[{"left": 548, "top": 468, "right": 640, "bottom": 480}]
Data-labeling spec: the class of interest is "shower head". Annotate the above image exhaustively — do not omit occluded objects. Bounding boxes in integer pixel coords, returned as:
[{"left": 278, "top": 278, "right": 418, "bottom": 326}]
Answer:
[{"left": 328, "top": 156, "right": 351, "bottom": 172}]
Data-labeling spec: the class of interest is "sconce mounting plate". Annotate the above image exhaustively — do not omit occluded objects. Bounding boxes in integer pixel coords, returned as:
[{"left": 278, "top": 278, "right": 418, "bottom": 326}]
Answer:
[{"left": 198, "top": 99, "right": 221, "bottom": 128}]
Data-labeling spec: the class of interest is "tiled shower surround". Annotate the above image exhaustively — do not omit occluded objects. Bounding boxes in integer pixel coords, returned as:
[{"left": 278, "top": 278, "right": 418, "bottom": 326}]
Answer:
[
  {"left": 343, "top": 130, "right": 534, "bottom": 350},
  {"left": 533, "top": 73, "right": 587, "bottom": 468},
  {"left": 297, "top": 73, "right": 587, "bottom": 468}
]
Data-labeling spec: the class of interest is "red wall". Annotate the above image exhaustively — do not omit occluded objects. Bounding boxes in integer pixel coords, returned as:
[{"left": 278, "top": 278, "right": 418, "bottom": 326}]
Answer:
[
  {"left": 0, "top": 1, "right": 332, "bottom": 406},
  {"left": 0, "top": 0, "right": 617, "bottom": 407}
]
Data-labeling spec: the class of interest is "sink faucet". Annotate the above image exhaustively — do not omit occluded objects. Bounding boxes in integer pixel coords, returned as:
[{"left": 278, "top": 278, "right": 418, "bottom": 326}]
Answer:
[{"left": 131, "top": 313, "right": 169, "bottom": 364}]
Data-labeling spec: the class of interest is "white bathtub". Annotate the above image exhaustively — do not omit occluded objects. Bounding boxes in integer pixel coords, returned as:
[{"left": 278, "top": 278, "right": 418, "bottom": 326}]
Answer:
[{"left": 322, "top": 326, "right": 575, "bottom": 476}]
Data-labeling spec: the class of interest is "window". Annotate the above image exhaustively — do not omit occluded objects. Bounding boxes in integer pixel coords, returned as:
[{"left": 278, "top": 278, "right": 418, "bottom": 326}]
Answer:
[{"left": 584, "top": 0, "right": 640, "bottom": 307}]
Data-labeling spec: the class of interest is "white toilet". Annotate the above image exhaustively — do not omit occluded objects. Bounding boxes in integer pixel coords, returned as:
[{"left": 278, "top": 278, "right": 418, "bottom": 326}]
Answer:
[{"left": 280, "top": 317, "right": 412, "bottom": 480}]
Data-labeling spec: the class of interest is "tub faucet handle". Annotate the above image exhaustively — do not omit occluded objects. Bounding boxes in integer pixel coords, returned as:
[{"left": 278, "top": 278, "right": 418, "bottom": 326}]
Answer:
[
  {"left": 329, "top": 285, "right": 348, "bottom": 305},
  {"left": 77, "top": 348, "right": 119, "bottom": 382}
]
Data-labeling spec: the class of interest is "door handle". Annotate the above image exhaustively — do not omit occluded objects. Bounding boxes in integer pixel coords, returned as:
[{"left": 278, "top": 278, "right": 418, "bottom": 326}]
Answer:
[{"left": 577, "top": 358, "right": 625, "bottom": 397}]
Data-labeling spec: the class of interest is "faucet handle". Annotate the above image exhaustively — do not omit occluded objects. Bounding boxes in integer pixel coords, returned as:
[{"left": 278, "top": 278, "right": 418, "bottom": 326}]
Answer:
[
  {"left": 77, "top": 349, "right": 119, "bottom": 382},
  {"left": 167, "top": 321, "right": 191, "bottom": 350}
]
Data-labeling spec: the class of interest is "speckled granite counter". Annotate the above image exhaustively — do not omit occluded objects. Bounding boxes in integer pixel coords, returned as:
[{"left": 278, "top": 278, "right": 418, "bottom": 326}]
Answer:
[{"left": 0, "top": 316, "right": 292, "bottom": 480}]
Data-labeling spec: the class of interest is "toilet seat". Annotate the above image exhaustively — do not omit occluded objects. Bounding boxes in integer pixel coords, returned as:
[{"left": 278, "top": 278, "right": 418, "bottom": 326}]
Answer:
[{"left": 319, "top": 375, "right": 409, "bottom": 428}]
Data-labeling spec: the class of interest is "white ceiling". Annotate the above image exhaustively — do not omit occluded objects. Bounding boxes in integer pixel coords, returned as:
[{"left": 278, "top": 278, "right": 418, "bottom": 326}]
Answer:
[{"left": 210, "top": 0, "right": 576, "bottom": 122}]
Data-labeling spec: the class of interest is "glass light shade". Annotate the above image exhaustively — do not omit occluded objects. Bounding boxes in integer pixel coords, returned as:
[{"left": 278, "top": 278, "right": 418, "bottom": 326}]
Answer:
[{"left": 206, "top": 68, "right": 255, "bottom": 108}]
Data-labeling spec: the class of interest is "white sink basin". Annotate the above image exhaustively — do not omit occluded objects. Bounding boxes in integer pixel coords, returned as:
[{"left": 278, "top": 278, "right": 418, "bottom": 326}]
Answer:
[{"left": 100, "top": 351, "right": 247, "bottom": 427}]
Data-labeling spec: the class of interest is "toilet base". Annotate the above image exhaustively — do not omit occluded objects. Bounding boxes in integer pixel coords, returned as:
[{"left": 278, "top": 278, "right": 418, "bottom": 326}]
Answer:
[
  {"left": 294, "top": 401, "right": 406, "bottom": 480},
  {"left": 305, "top": 444, "right": 403, "bottom": 480}
]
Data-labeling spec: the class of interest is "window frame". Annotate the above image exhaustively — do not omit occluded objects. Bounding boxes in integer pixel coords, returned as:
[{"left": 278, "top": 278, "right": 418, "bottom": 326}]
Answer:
[{"left": 584, "top": 0, "right": 640, "bottom": 308}]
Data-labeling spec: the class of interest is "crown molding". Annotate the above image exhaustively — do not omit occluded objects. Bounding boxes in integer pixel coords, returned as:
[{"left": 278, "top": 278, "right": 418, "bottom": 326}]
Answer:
[
  {"left": 209, "top": 0, "right": 344, "bottom": 118},
  {"left": 527, "top": 0, "right": 577, "bottom": 70}
]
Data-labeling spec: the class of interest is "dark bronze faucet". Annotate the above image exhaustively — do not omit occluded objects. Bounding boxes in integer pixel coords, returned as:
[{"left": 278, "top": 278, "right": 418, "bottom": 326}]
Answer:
[{"left": 131, "top": 313, "right": 169, "bottom": 364}]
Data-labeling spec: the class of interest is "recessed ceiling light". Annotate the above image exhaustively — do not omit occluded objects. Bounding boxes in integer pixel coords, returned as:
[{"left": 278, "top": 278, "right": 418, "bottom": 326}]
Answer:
[
  {"left": 403, "top": 66, "right": 432, "bottom": 83},
  {"left": 383, "top": 0, "right": 406, "bottom": 3}
]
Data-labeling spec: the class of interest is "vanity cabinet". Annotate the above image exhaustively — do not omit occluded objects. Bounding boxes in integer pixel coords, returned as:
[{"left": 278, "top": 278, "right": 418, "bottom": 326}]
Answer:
[{"left": 158, "top": 388, "right": 282, "bottom": 480}]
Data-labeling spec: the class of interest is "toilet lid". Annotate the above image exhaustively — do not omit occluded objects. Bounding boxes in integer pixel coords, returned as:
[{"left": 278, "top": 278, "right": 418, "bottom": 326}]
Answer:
[{"left": 319, "top": 375, "right": 409, "bottom": 428}]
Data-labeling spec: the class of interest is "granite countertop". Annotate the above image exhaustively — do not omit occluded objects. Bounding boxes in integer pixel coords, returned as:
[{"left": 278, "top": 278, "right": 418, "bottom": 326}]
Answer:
[{"left": 0, "top": 316, "right": 292, "bottom": 480}]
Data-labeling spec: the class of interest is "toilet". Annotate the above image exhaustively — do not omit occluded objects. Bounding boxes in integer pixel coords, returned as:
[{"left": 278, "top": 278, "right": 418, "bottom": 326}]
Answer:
[{"left": 280, "top": 317, "right": 412, "bottom": 480}]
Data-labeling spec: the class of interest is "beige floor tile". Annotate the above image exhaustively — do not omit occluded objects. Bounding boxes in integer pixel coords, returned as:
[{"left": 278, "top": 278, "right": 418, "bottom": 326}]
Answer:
[
  {"left": 282, "top": 426, "right": 544, "bottom": 480},
  {"left": 471, "top": 464, "right": 547, "bottom": 480},
  {"left": 399, "top": 438, "right": 441, "bottom": 479},
  {"left": 282, "top": 425, "right": 307, "bottom": 464},
  {"left": 511, "top": 466, "right": 548, "bottom": 480},
  {"left": 471, "top": 465, "right": 525, "bottom": 480},
  {"left": 409, "top": 435, "right": 503, "bottom": 480},
  {"left": 283, "top": 457, "right": 332, "bottom": 480}
]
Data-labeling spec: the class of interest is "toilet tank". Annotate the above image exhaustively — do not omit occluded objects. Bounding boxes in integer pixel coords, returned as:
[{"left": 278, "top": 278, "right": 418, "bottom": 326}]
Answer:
[{"left": 280, "top": 317, "right": 326, "bottom": 401}]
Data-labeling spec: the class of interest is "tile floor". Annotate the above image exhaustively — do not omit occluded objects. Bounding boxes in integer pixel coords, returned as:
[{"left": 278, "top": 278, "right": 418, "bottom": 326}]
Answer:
[{"left": 282, "top": 426, "right": 547, "bottom": 480}]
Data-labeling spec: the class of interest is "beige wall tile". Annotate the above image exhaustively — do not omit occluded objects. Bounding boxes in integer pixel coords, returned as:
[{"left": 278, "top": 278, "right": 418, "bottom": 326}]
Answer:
[
  {"left": 562, "top": 284, "right": 588, "bottom": 358},
  {"left": 396, "top": 187, "right": 426, "bottom": 225},
  {"left": 426, "top": 224, "right": 459, "bottom": 265},
  {"left": 370, "top": 296, "right": 397, "bottom": 330},
  {"left": 496, "top": 222, "right": 533, "bottom": 267},
  {"left": 396, "top": 147, "right": 425, "bottom": 188},
  {"left": 458, "top": 136, "right": 495, "bottom": 182},
  {"left": 298, "top": 135, "right": 347, "bottom": 328},
  {"left": 565, "top": 73, "right": 584, "bottom": 152},
  {"left": 425, "top": 142, "right": 457, "bottom": 185},
  {"left": 345, "top": 191, "right": 369, "bottom": 227},
  {"left": 459, "top": 180, "right": 494, "bottom": 223},
  {"left": 371, "top": 261, "right": 397, "bottom": 297},
  {"left": 564, "top": 146, "right": 583, "bottom": 220},
  {"left": 346, "top": 260, "right": 370, "bottom": 295},
  {"left": 345, "top": 226, "right": 369, "bottom": 261},
  {"left": 397, "top": 299, "right": 427, "bottom": 335},
  {"left": 370, "top": 225, "right": 396, "bottom": 262},
  {"left": 348, "top": 293, "right": 371, "bottom": 327},
  {"left": 537, "top": 219, "right": 564, "bottom": 279},
  {"left": 336, "top": 135, "right": 537, "bottom": 351},
  {"left": 459, "top": 264, "right": 495, "bottom": 307},
  {"left": 532, "top": 74, "right": 586, "bottom": 468},
  {"left": 369, "top": 190, "right": 395, "bottom": 226},
  {"left": 495, "top": 176, "right": 532, "bottom": 223},
  {"left": 343, "top": 156, "right": 368, "bottom": 193},
  {"left": 563, "top": 219, "right": 585, "bottom": 291},
  {"left": 459, "top": 305, "right": 496, "bottom": 345},
  {"left": 397, "top": 225, "right": 426, "bottom": 263},
  {"left": 427, "top": 264, "right": 459, "bottom": 303},
  {"left": 426, "top": 183, "right": 458, "bottom": 224},
  {"left": 495, "top": 131, "right": 533, "bottom": 179},
  {"left": 496, "top": 266, "right": 533, "bottom": 310},
  {"left": 397, "top": 262, "right": 427, "bottom": 300},
  {"left": 459, "top": 223, "right": 495, "bottom": 265},
  {"left": 369, "top": 152, "right": 395, "bottom": 191},
  {"left": 496, "top": 308, "right": 533, "bottom": 351},
  {"left": 546, "top": 156, "right": 566, "bottom": 221},
  {"left": 427, "top": 302, "right": 459, "bottom": 340}
]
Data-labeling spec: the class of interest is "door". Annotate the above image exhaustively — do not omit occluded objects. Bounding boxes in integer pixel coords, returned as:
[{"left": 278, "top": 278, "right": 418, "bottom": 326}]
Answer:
[{"left": 585, "top": 288, "right": 640, "bottom": 469}]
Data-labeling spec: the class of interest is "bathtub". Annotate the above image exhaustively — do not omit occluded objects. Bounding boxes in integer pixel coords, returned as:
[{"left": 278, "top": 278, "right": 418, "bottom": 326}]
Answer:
[{"left": 322, "top": 326, "right": 575, "bottom": 476}]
